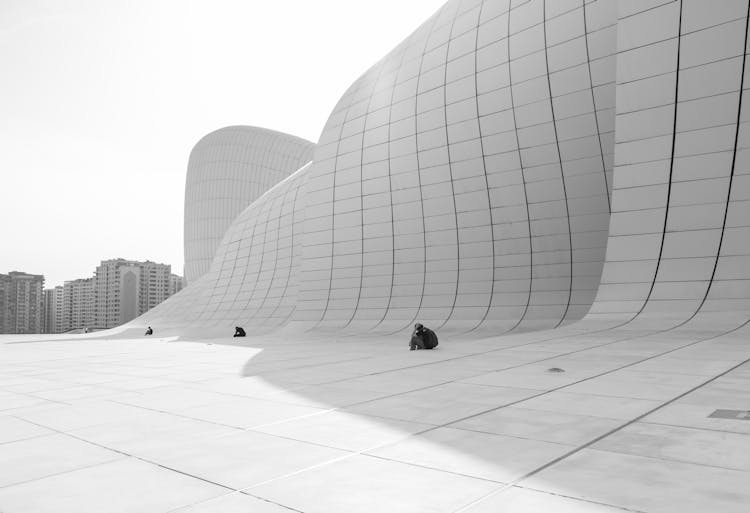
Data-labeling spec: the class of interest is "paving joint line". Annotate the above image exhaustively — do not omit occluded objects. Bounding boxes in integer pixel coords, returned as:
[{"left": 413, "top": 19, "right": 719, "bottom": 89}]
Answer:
[
  {"left": 5, "top": 416, "right": 239, "bottom": 493},
  {"left": 0, "top": 457, "right": 125, "bottom": 492},
  {"left": 585, "top": 444, "right": 750, "bottom": 474},
  {"left": 452, "top": 326, "right": 750, "bottom": 512},
  {"left": 225, "top": 331, "right": 734, "bottom": 494},
  {"left": 511, "top": 485, "right": 649, "bottom": 513}
]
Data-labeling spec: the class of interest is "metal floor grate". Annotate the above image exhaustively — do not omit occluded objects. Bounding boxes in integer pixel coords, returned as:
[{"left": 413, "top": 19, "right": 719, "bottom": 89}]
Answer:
[{"left": 708, "top": 409, "right": 750, "bottom": 420}]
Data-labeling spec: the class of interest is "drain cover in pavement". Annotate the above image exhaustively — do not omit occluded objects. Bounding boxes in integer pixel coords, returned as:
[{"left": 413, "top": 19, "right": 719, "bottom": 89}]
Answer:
[
  {"left": 708, "top": 409, "right": 750, "bottom": 420},
  {"left": 547, "top": 367, "right": 565, "bottom": 373}
]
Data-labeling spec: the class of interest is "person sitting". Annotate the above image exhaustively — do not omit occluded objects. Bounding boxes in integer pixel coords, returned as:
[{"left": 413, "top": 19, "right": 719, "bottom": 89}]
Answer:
[
  {"left": 409, "top": 323, "right": 438, "bottom": 350},
  {"left": 233, "top": 326, "right": 246, "bottom": 337},
  {"left": 144, "top": 326, "right": 153, "bottom": 336}
]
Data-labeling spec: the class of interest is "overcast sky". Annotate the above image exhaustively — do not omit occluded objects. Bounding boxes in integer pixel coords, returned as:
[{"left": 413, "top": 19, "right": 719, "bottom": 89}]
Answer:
[{"left": 0, "top": 0, "right": 445, "bottom": 288}]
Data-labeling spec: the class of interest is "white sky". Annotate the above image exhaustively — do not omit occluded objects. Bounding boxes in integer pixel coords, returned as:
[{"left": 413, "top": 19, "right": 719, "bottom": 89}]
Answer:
[{"left": 0, "top": 0, "right": 446, "bottom": 288}]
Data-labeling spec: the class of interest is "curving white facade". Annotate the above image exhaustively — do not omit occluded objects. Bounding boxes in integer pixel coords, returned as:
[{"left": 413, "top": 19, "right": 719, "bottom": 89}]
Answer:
[
  {"left": 585, "top": 0, "right": 750, "bottom": 332},
  {"left": 152, "top": 163, "right": 312, "bottom": 333},
  {"left": 296, "top": 0, "right": 615, "bottom": 333},
  {"left": 183, "top": 126, "right": 315, "bottom": 283},
  {"left": 141, "top": 0, "right": 750, "bottom": 338}
]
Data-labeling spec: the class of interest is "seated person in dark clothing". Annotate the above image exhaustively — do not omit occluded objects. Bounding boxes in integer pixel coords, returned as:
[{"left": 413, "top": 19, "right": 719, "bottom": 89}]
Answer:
[
  {"left": 144, "top": 326, "right": 153, "bottom": 336},
  {"left": 409, "top": 323, "right": 438, "bottom": 350},
  {"left": 233, "top": 326, "right": 246, "bottom": 337}
]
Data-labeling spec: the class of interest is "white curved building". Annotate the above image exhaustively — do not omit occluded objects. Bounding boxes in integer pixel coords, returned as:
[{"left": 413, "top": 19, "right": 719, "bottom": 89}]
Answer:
[
  {"left": 141, "top": 0, "right": 750, "bottom": 338},
  {"left": 183, "top": 126, "right": 315, "bottom": 283},
  {"left": 585, "top": 0, "right": 750, "bottom": 333},
  {"left": 152, "top": 163, "right": 313, "bottom": 333},
  {"left": 296, "top": 0, "right": 615, "bottom": 333}
]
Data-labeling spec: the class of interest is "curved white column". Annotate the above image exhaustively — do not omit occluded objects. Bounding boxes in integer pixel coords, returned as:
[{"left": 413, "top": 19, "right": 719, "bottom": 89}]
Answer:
[{"left": 184, "top": 126, "right": 314, "bottom": 283}]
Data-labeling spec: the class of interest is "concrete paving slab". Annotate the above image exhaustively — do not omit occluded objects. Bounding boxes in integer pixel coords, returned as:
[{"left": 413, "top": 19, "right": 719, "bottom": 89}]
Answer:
[
  {"left": 0, "top": 414, "right": 52, "bottom": 444},
  {"left": 94, "top": 377, "right": 178, "bottom": 391},
  {"left": 143, "top": 429, "right": 349, "bottom": 490},
  {"left": 627, "top": 357, "right": 741, "bottom": 377},
  {"left": 7, "top": 398, "right": 154, "bottom": 432},
  {"left": 507, "top": 390, "right": 664, "bottom": 420},
  {"left": 253, "top": 365, "right": 364, "bottom": 385},
  {"left": 261, "top": 382, "right": 397, "bottom": 408},
  {"left": 344, "top": 382, "right": 540, "bottom": 424},
  {"left": 0, "top": 392, "right": 54, "bottom": 412},
  {"left": 1, "top": 333, "right": 748, "bottom": 513},
  {"left": 0, "top": 433, "right": 123, "bottom": 487},
  {"left": 182, "top": 396, "right": 329, "bottom": 429},
  {"left": 0, "top": 377, "right": 71, "bottom": 394},
  {"left": 69, "top": 410, "right": 239, "bottom": 457},
  {"left": 107, "top": 385, "right": 238, "bottom": 412},
  {"left": 0, "top": 458, "right": 226, "bottom": 513},
  {"left": 459, "top": 365, "right": 595, "bottom": 390},
  {"left": 174, "top": 491, "right": 293, "bottom": 512},
  {"left": 253, "top": 410, "right": 432, "bottom": 451},
  {"left": 460, "top": 485, "right": 634, "bottom": 512},
  {"left": 592, "top": 422, "right": 750, "bottom": 471},
  {"left": 451, "top": 406, "right": 623, "bottom": 445},
  {"left": 250, "top": 454, "right": 502, "bottom": 513},
  {"left": 676, "top": 380, "right": 750, "bottom": 409},
  {"left": 32, "top": 384, "right": 125, "bottom": 401},
  {"left": 525, "top": 448, "right": 750, "bottom": 513},
  {"left": 369, "top": 426, "right": 573, "bottom": 482},
  {"left": 563, "top": 370, "right": 708, "bottom": 400},
  {"left": 185, "top": 375, "right": 307, "bottom": 401},
  {"left": 332, "top": 369, "right": 457, "bottom": 395}
]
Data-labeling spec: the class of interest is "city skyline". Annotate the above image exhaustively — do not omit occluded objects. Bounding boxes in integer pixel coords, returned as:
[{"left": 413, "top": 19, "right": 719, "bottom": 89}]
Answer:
[
  {"left": 1, "top": 257, "right": 185, "bottom": 334},
  {"left": 1, "top": 255, "right": 182, "bottom": 290},
  {"left": 0, "top": 0, "right": 446, "bottom": 289}
]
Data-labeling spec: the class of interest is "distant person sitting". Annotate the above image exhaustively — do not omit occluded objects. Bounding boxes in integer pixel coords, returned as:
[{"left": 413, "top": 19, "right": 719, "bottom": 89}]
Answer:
[
  {"left": 409, "top": 323, "right": 438, "bottom": 350},
  {"left": 144, "top": 326, "right": 153, "bottom": 336},
  {"left": 233, "top": 326, "right": 246, "bottom": 338}
]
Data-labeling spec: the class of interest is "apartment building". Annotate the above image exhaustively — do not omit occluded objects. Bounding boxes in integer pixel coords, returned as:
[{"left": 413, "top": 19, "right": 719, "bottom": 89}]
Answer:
[
  {"left": 62, "top": 278, "right": 95, "bottom": 331},
  {"left": 168, "top": 273, "right": 185, "bottom": 296},
  {"left": 43, "top": 285, "right": 64, "bottom": 333},
  {"left": 95, "top": 259, "right": 171, "bottom": 329},
  {"left": 0, "top": 271, "right": 44, "bottom": 333}
]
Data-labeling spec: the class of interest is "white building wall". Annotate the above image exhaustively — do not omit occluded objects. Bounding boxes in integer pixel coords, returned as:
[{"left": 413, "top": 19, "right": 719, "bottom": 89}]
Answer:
[
  {"left": 137, "top": 0, "right": 750, "bottom": 338},
  {"left": 183, "top": 126, "right": 315, "bottom": 283},
  {"left": 297, "top": 0, "right": 616, "bottom": 333},
  {"left": 585, "top": 0, "right": 750, "bottom": 331},
  {"left": 146, "top": 164, "right": 311, "bottom": 333}
]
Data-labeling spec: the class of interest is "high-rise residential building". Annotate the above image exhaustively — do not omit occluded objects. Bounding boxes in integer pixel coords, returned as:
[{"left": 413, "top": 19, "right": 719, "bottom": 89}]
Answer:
[
  {"left": 0, "top": 274, "right": 10, "bottom": 333},
  {"left": 168, "top": 274, "right": 185, "bottom": 296},
  {"left": 95, "top": 259, "right": 171, "bottom": 329},
  {"left": 62, "top": 278, "right": 95, "bottom": 331},
  {"left": 43, "top": 286, "right": 64, "bottom": 333},
  {"left": 0, "top": 271, "right": 44, "bottom": 334}
]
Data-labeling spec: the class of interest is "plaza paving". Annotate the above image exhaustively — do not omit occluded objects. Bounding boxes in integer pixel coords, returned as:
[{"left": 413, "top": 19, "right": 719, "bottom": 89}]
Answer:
[{"left": 1, "top": 324, "right": 749, "bottom": 512}]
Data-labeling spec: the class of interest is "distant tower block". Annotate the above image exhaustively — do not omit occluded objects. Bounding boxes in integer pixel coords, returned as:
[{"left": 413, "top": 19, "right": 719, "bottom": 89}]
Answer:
[{"left": 183, "top": 126, "right": 315, "bottom": 283}]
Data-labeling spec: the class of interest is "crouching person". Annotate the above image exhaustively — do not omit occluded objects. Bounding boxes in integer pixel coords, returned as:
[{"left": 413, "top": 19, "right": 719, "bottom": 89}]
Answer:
[{"left": 409, "top": 323, "right": 438, "bottom": 350}]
